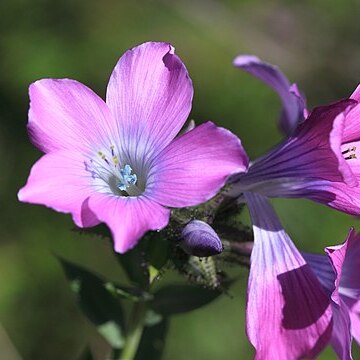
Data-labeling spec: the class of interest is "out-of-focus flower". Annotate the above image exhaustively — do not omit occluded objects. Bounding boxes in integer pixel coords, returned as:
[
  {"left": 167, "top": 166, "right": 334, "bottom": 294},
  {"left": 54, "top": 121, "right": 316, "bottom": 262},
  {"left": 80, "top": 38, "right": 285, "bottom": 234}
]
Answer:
[
  {"left": 304, "top": 228, "right": 360, "bottom": 359},
  {"left": 244, "top": 191, "right": 332, "bottom": 360},
  {"left": 230, "top": 100, "right": 360, "bottom": 208},
  {"left": 233, "top": 55, "right": 307, "bottom": 135},
  {"left": 180, "top": 220, "right": 223, "bottom": 257},
  {"left": 18, "top": 42, "right": 248, "bottom": 253},
  {"left": 231, "top": 56, "right": 360, "bottom": 215}
]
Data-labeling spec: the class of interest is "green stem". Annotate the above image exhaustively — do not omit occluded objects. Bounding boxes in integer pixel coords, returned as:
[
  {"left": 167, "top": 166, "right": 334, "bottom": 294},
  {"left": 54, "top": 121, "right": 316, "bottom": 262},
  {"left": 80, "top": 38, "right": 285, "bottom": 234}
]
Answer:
[{"left": 120, "top": 301, "right": 146, "bottom": 360}]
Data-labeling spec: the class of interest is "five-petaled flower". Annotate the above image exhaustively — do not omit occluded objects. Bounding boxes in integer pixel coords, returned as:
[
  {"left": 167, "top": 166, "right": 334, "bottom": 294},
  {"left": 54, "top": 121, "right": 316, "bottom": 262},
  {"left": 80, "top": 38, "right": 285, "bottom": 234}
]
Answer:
[
  {"left": 18, "top": 42, "right": 248, "bottom": 253},
  {"left": 230, "top": 55, "right": 360, "bottom": 216}
]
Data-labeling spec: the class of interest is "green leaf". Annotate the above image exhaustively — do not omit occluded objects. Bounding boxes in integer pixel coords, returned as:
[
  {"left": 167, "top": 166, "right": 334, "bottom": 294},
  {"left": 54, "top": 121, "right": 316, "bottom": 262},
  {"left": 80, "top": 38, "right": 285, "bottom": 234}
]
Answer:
[
  {"left": 59, "top": 258, "right": 125, "bottom": 326},
  {"left": 98, "top": 321, "right": 124, "bottom": 349},
  {"left": 58, "top": 258, "right": 126, "bottom": 348},
  {"left": 150, "top": 284, "right": 222, "bottom": 316},
  {"left": 77, "top": 346, "right": 94, "bottom": 360},
  {"left": 146, "top": 236, "right": 170, "bottom": 271},
  {"left": 135, "top": 317, "right": 169, "bottom": 360}
]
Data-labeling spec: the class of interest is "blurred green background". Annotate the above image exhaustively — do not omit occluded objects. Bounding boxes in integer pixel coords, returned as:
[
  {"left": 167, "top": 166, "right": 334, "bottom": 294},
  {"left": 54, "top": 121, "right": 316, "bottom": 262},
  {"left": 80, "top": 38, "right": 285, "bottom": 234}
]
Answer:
[{"left": 1, "top": 0, "right": 360, "bottom": 358}]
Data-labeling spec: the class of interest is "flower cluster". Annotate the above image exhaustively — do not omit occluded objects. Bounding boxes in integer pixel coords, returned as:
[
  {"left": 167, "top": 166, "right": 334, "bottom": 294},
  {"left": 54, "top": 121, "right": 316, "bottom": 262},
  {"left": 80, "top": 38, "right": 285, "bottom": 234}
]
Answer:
[
  {"left": 230, "top": 56, "right": 360, "bottom": 359},
  {"left": 18, "top": 42, "right": 360, "bottom": 359}
]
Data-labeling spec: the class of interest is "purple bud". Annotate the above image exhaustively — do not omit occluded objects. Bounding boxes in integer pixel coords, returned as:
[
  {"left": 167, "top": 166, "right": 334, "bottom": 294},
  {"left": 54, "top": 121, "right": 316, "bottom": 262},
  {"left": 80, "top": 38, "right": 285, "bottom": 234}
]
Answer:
[{"left": 180, "top": 220, "right": 223, "bottom": 257}]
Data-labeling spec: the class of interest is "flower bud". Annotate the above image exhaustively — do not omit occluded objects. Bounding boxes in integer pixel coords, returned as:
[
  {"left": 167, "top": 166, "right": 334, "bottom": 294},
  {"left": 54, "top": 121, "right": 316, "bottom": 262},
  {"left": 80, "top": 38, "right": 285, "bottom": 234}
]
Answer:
[{"left": 180, "top": 220, "right": 223, "bottom": 257}]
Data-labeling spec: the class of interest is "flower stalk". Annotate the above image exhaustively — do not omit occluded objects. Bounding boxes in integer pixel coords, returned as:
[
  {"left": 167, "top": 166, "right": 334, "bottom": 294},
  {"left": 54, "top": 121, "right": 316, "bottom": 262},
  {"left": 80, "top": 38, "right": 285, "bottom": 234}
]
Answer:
[{"left": 120, "top": 301, "right": 147, "bottom": 360}]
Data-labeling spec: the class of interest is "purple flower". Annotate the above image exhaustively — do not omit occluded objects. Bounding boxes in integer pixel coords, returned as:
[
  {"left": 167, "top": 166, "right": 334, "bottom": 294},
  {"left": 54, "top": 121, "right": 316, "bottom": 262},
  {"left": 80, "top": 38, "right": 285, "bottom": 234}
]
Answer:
[
  {"left": 244, "top": 192, "right": 333, "bottom": 359},
  {"left": 304, "top": 228, "right": 360, "bottom": 359},
  {"left": 180, "top": 220, "right": 223, "bottom": 257},
  {"left": 18, "top": 42, "right": 248, "bottom": 253},
  {"left": 231, "top": 55, "right": 360, "bottom": 215}
]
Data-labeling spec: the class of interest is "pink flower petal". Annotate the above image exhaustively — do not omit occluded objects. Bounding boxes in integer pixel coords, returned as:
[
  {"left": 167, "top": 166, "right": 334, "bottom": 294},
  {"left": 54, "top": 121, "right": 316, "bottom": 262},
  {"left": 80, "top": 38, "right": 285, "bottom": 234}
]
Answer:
[
  {"left": 106, "top": 42, "right": 193, "bottom": 162},
  {"left": 329, "top": 105, "right": 358, "bottom": 188},
  {"left": 342, "top": 84, "right": 360, "bottom": 143},
  {"left": 305, "top": 229, "right": 360, "bottom": 358},
  {"left": 244, "top": 192, "right": 332, "bottom": 360},
  {"left": 232, "top": 100, "right": 358, "bottom": 200},
  {"left": 302, "top": 252, "right": 335, "bottom": 297},
  {"left": 147, "top": 122, "right": 249, "bottom": 207},
  {"left": 290, "top": 179, "right": 360, "bottom": 216},
  {"left": 335, "top": 231, "right": 360, "bottom": 309},
  {"left": 325, "top": 228, "right": 355, "bottom": 305},
  {"left": 88, "top": 194, "right": 170, "bottom": 253},
  {"left": 28, "top": 79, "right": 113, "bottom": 153},
  {"left": 330, "top": 299, "right": 353, "bottom": 360},
  {"left": 349, "top": 311, "right": 360, "bottom": 344},
  {"left": 233, "top": 55, "right": 306, "bottom": 135},
  {"left": 18, "top": 150, "right": 99, "bottom": 227}
]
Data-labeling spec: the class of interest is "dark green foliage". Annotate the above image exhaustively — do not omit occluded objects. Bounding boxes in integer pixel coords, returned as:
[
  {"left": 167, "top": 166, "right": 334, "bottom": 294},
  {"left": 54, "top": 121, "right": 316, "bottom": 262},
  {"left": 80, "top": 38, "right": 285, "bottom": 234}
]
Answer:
[
  {"left": 135, "top": 318, "right": 169, "bottom": 360},
  {"left": 150, "top": 284, "right": 223, "bottom": 316},
  {"left": 59, "top": 258, "right": 125, "bottom": 329}
]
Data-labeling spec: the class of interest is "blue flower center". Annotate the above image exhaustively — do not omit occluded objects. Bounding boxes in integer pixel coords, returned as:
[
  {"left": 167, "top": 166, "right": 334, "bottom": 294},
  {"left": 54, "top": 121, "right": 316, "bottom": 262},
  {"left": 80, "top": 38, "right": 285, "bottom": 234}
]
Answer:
[{"left": 117, "top": 164, "right": 138, "bottom": 191}]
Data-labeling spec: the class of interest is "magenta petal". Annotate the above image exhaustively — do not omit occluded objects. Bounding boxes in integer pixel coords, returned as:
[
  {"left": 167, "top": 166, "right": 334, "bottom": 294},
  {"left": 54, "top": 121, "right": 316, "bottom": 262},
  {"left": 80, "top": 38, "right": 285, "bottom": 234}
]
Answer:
[
  {"left": 88, "top": 194, "right": 170, "bottom": 253},
  {"left": 330, "top": 300, "right": 353, "bottom": 360},
  {"left": 28, "top": 79, "right": 113, "bottom": 153},
  {"left": 232, "top": 100, "right": 358, "bottom": 200},
  {"left": 329, "top": 107, "right": 358, "bottom": 188},
  {"left": 244, "top": 192, "right": 332, "bottom": 360},
  {"left": 342, "top": 84, "right": 360, "bottom": 143},
  {"left": 350, "top": 311, "right": 360, "bottom": 344},
  {"left": 350, "top": 84, "right": 360, "bottom": 101},
  {"left": 18, "top": 151, "right": 99, "bottom": 227},
  {"left": 305, "top": 229, "right": 360, "bottom": 359},
  {"left": 294, "top": 180, "right": 360, "bottom": 216},
  {"left": 333, "top": 229, "right": 360, "bottom": 306},
  {"left": 148, "top": 122, "right": 249, "bottom": 207},
  {"left": 233, "top": 55, "right": 306, "bottom": 135},
  {"left": 325, "top": 228, "right": 355, "bottom": 305},
  {"left": 302, "top": 252, "right": 336, "bottom": 297},
  {"left": 106, "top": 42, "right": 193, "bottom": 160}
]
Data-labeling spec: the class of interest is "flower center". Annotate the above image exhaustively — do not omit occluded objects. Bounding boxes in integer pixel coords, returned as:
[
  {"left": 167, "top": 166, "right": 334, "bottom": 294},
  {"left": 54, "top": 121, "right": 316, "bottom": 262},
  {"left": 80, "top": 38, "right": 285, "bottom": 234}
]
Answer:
[
  {"left": 342, "top": 146, "right": 357, "bottom": 160},
  {"left": 118, "top": 164, "right": 138, "bottom": 191},
  {"left": 85, "top": 144, "right": 143, "bottom": 197}
]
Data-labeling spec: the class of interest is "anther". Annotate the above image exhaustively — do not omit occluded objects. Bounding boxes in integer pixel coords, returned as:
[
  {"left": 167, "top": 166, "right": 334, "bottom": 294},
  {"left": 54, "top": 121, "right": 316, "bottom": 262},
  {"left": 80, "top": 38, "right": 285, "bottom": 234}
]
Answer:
[
  {"left": 98, "top": 151, "right": 109, "bottom": 165},
  {"left": 345, "top": 154, "right": 357, "bottom": 160},
  {"left": 112, "top": 156, "right": 119, "bottom": 166},
  {"left": 342, "top": 146, "right": 357, "bottom": 155},
  {"left": 343, "top": 146, "right": 357, "bottom": 160}
]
